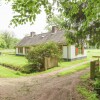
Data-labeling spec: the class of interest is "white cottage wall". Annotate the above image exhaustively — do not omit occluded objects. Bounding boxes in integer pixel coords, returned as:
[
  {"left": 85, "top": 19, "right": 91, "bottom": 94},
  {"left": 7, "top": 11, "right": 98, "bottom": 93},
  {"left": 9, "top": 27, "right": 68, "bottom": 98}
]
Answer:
[
  {"left": 62, "top": 46, "right": 68, "bottom": 59},
  {"left": 23, "top": 47, "right": 25, "bottom": 55},
  {"left": 16, "top": 48, "right": 18, "bottom": 54},
  {"left": 70, "top": 45, "right": 76, "bottom": 59}
]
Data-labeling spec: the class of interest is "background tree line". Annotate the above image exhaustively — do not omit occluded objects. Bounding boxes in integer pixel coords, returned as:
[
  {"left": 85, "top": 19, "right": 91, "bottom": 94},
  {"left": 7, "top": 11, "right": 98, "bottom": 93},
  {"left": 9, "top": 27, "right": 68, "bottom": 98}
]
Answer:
[{"left": 0, "top": 31, "right": 20, "bottom": 49}]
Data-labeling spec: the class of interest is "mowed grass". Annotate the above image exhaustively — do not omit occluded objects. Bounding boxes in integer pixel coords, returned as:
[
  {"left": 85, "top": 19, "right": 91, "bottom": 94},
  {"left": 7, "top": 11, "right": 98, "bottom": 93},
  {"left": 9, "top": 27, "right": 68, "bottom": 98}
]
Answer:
[
  {"left": 0, "top": 65, "right": 25, "bottom": 78},
  {"left": 57, "top": 63, "right": 90, "bottom": 76},
  {"left": 0, "top": 54, "right": 28, "bottom": 70},
  {"left": 0, "top": 49, "right": 99, "bottom": 78},
  {"left": 0, "top": 49, "right": 15, "bottom": 54},
  {"left": 86, "top": 49, "right": 100, "bottom": 59},
  {"left": 43, "top": 58, "right": 88, "bottom": 73},
  {"left": 0, "top": 53, "right": 88, "bottom": 73}
]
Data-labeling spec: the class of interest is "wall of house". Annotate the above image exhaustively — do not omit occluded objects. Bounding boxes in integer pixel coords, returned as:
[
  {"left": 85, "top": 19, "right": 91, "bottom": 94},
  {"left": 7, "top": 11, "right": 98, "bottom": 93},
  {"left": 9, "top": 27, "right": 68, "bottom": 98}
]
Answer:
[
  {"left": 16, "top": 47, "right": 25, "bottom": 55},
  {"left": 16, "top": 47, "right": 30, "bottom": 55},
  {"left": 68, "top": 45, "right": 87, "bottom": 61},
  {"left": 16, "top": 48, "right": 18, "bottom": 54},
  {"left": 23, "top": 47, "right": 25, "bottom": 55},
  {"left": 16, "top": 45, "right": 86, "bottom": 61},
  {"left": 62, "top": 46, "right": 68, "bottom": 59}
]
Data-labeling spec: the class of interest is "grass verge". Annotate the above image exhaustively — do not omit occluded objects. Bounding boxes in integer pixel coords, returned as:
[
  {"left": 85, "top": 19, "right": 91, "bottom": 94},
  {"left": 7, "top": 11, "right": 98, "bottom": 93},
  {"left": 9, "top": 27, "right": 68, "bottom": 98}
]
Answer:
[
  {"left": 77, "top": 73, "right": 99, "bottom": 100},
  {"left": 0, "top": 65, "right": 26, "bottom": 78},
  {"left": 57, "top": 63, "right": 89, "bottom": 76},
  {"left": 0, "top": 54, "right": 28, "bottom": 72}
]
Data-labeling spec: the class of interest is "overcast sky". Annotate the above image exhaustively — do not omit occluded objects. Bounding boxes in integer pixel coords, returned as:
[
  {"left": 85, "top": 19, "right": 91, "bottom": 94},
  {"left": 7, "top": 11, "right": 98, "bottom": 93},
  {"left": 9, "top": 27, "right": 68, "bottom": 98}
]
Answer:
[{"left": 0, "top": 1, "right": 47, "bottom": 39}]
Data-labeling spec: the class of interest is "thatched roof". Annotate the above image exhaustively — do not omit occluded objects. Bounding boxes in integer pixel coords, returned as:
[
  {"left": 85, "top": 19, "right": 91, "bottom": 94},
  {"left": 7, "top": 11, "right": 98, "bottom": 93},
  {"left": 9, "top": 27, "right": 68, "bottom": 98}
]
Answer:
[{"left": 16, "top": 30, "right": 66, "bottom": 47}]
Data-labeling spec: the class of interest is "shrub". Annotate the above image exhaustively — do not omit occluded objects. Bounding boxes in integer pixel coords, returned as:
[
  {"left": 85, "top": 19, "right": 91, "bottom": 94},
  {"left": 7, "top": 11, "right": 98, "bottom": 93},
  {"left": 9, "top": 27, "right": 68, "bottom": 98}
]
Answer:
[
  {"left": 94, "top": 78, "right": 100, "bottom": 89},
  {"left": 26, "top": 42, "right": 61, "bottom": 71}
]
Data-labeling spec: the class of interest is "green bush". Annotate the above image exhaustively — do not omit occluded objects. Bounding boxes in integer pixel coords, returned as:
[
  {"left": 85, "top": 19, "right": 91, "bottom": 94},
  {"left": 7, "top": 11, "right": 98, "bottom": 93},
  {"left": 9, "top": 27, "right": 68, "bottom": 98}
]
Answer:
[
  {"left": 93, "top": 72, "right": 100, "bottom": 94},
  {"left": 26, "top": 42, "right": 61, "bottom": 70},
  {"left": 94, "top": 78, "right": 100, "bottom": 89}
]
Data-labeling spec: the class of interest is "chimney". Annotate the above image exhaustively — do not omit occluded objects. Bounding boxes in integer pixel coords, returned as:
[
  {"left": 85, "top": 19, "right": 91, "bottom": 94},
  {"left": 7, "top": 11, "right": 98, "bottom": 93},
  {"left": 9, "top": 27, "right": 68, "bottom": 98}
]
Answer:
[
  {"left": 52, "top": 26, "right": 58, "bottom": 33},
  {"left": 30, "top": 32, "right": 35, "bottom": 37}
]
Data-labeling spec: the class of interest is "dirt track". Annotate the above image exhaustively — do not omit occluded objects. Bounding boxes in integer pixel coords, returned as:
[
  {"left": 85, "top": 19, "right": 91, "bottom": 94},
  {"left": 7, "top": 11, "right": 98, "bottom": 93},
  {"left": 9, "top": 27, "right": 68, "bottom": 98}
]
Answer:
[{"left": 0, "top": 67, "right": 89, "bottom": 100}]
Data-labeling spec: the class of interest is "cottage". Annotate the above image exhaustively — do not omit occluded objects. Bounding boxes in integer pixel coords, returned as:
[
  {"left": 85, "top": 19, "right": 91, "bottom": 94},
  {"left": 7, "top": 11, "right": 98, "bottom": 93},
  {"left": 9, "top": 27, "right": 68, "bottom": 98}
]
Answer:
[{"left": 16, "top": 26, "right": 86, "bottom": 61}]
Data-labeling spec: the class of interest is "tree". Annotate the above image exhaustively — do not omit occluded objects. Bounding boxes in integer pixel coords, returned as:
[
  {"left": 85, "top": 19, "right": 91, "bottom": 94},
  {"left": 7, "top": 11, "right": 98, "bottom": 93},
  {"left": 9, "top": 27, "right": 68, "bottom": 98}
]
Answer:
[
  {"left": 6, "top": 0, "right": 100, "bottom": 46},
  {"left": 0, "top": 35, "right": 6, "bottom": 48},
  {"left": 45, "top": 15, "right": 66, "bottom": 31},
  {"left": 1, "top": 31, "right": 20, "bottom": 49}
]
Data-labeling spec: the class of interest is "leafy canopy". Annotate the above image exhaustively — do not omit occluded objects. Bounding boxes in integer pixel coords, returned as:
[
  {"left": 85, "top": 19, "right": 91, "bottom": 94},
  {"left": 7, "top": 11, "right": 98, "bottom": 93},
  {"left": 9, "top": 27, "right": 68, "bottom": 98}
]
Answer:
[{"left": 5, "top": 0, "right": 100, "bottom": 46}]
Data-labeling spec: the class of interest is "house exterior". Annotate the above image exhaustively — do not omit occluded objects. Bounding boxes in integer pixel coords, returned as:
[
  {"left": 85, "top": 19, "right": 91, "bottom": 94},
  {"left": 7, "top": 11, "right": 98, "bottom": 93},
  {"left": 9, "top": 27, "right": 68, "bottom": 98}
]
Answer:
[{"left": 16, "top": 26, "right": 87, "bottom": 61}]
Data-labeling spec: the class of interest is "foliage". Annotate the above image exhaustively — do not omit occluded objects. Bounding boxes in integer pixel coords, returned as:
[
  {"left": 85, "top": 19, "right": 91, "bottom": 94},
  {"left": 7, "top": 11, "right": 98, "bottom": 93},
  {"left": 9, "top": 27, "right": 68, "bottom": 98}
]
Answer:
[
  {"left": 0, "top": 35, "right": 6, "bottom": 48},
  {"left": 94, "top": 78, "right": 100, "bottom": 89},
  {"left": 77, "top": 73, "right": 99, "bottom": 100},
  {"left": 5, "top": 0, "right": 100, "bottom": 47},
  {"left": 5, "top": 0, "right": 53, "bottom": 26},
  {"left": 45, "top": 15, "right": 66, "bottom": 31},
  {"left": 26, "top": 42, "right": 61, "bottom": 70},
  {"left": 93, "top": 73, "right": 100, "bottom": 95},
  {"left": 0, "top": 31, "right": 20, "bottom": 49},
  {"left": 77, "top": 86, "right": 98, "bottom": 100}
]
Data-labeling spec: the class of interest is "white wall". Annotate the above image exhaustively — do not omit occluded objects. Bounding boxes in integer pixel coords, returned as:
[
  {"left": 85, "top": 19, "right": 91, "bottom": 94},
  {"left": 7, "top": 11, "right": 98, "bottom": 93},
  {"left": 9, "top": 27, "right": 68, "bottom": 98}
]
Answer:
[
  {"left": 67, "top": 45, "right": 75, "bottom": 59},
  {"left": 71, "top": 45, "right": 76, "bottom": 59},
  {"left": 16, "top": 48, "right": 18, "bottom": 54},
  {"left": 23, "top": 47, "right": 25, "bottom": 55},
  {"left": 62, "top": 46, "right": 68, "bottom": 59},
  {"left": 16, "top": 47, "right": 25, "bottom": 55},
  {"left": 67, "top": 46, "right": 71, "bottom": 59}
]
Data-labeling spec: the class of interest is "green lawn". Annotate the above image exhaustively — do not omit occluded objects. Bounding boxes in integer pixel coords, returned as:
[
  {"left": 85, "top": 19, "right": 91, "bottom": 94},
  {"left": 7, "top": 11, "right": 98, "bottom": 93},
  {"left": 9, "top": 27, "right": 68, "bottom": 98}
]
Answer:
[
  {"left": 0, "top": 49, "right": 15, "bottom": 54},
  {"left": 0, "top": 65, "right": 25, "bottom": 78},
  {"left": 0, "top": 54, "right": 28, "bottom": 71},
  {"left": 0, "top": 54, "right": 88, "bottom": 73},
  {"left": 44, "top": 58, "right": 88, "bottom": 73},
  {"left": 0, "top": 49, "right": 99, "bottom": 78},
  {"left": 86, "top": 49, "right": 100, "bottom": 59},
  {"left": 57, "top": 63, "right": 90, "bottom": 76}
]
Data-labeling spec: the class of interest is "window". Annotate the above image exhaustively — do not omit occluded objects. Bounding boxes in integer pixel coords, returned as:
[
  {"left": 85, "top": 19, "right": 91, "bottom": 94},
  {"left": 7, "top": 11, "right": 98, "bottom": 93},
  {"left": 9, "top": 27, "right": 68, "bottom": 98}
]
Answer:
[
  {"left": 25, "top": 47, "right": 29, "bottom": 54},
  {"left": 75, "top": 46, "right": 84, "bottom": 56},
  {"left": 18, "top": 47, "right": 23, "bottom": 53}
]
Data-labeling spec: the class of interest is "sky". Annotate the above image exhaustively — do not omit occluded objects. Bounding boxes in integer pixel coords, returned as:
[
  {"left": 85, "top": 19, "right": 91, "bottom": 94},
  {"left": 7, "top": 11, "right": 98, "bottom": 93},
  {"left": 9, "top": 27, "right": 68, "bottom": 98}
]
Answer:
[{"left": 0, "top": 1, "right": 47, "bottom": 39}]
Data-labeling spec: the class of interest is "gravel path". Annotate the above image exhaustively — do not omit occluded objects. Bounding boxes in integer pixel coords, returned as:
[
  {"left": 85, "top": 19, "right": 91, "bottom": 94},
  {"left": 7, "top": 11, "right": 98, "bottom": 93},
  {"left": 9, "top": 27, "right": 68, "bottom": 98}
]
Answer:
[{"left": 0, "top": 61, "right": 90, "bottom": 100}]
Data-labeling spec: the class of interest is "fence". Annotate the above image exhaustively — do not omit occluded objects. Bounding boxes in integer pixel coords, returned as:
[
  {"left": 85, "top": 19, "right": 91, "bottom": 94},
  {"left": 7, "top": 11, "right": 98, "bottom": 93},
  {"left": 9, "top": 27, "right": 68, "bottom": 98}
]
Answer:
[
  {"left": 44, "top": 57, "right": 58, "bottom": 70},
  {"left": 90, "top": 59, "right": 99, "bottom": 79}
]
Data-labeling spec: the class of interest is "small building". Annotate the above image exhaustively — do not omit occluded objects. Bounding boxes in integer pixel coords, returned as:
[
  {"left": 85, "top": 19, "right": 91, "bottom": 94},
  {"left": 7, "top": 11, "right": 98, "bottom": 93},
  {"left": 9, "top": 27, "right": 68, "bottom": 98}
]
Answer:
[{"left": 16, "top": 26, "right": 86, "bottom": 61}]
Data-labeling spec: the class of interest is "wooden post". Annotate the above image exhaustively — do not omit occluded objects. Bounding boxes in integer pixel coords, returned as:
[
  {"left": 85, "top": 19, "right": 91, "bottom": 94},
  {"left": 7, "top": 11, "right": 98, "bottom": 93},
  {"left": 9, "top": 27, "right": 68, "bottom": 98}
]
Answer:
[
  {"left": 90, "top": 61, "right": 95, "bottom": 79},
  {"left": 44, "top": 57, "right": 48, "bottom": 70},
  {"left": 90, "top": 60, "right": 99, "bottom": 79}
]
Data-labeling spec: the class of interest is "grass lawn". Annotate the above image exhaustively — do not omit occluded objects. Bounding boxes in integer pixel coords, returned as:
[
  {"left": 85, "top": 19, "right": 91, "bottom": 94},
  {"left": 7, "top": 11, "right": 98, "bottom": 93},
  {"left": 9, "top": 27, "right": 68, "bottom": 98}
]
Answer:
[
  {"left": 86, "top": 49, "right": 100, "bottom": 59},
  {"left": 0, "top": 54, "right": 28, "bottom": 71},
  {"left": 0, "top": 65, "right": 25, "bottom": 78},
  {"left": 0, "top": 53, "right": 88, "bottom": 73},
  {"left": 57, "top": 63, "right": 90, "bottom": 76},
  {"left": 77, "top": 73, "right": 99, "bottom": 100},
  {"left": 0, "top": 49, "right": 15, "bottom": 54},
  {"left": 43, "top": 58, "right": 88, "bottom": 73},
  {"left": 0, "top": 49, "right": 99, "bottom": 78}
]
